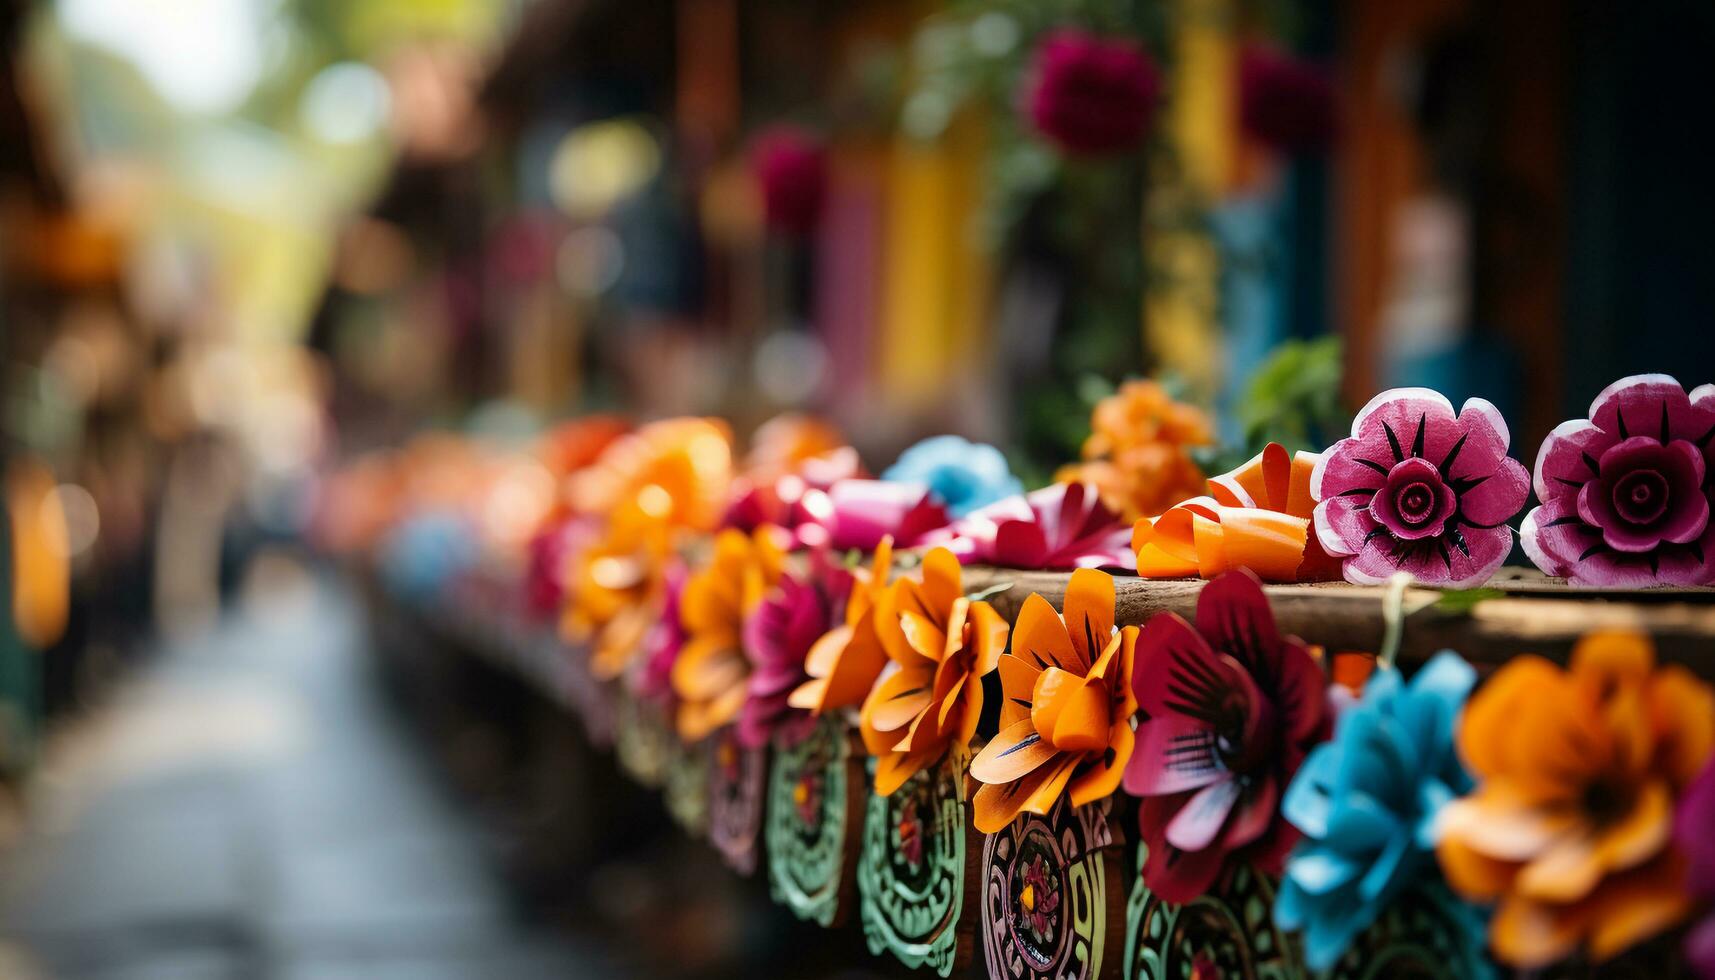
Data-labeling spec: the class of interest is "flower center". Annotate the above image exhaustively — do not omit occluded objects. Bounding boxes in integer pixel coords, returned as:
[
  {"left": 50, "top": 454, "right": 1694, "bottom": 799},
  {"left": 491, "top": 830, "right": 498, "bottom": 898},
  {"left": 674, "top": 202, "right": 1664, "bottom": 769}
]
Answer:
[
  {"left": 1611, "top": 469, "right": 1670, "bottom": 526},
  {"left": 1397, "top": 482, "right": 1437, "bottom": 525}
]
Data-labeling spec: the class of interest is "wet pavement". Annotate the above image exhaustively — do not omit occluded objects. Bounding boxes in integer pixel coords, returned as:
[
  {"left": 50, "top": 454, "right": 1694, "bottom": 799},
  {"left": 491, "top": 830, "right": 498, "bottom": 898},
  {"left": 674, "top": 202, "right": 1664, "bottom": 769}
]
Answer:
[{"left": 0, "top": 558, "right": 618, "bottom": 979}]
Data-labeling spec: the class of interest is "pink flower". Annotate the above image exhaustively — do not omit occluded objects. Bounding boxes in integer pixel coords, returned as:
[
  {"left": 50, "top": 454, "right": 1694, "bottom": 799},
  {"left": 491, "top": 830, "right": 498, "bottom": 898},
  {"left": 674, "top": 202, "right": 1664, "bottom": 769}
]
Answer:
[
  {"left": 1312, "top": 388, "right": 1529, "bottom": 588},
  {"left": 794, "top": 479, "right": 951, "bottom": 552},
  {"left": 751, "top": 126, "right": 826, "bottom": 238},
  {"left": 1025, "top": 29, "right": 1162, "bottom": 156},
  {"left": 1522, "top": 374, "right": 1715, "bottom": 587},
  {"left": 1680, "top": 759, "right": 1715, "bottom": 979},
  {"left": 1121, "top": 569, "right": 1329, "bottom": 903},
  {"left": 1238, "top": 45, "right": 1338, "bottom": 154},
  {"left": 736, "top": 561, "right": 849, "bottom": 748},
  {"left": 523, "top": 517, "right": 595, "bottom": 619},
  {"left": 931, "top": 482, "right": 1135, "bottom": 570},
  {"left": 723, "top": 449, "right": 864, "bottom": 541},
  {"left": 632, "top": 564, "right": 688, "bottom": 706}
]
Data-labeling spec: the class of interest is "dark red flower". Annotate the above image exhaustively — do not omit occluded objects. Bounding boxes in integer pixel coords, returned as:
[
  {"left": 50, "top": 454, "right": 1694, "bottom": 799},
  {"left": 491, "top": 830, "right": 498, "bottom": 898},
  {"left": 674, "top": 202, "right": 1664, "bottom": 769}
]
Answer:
[
  {"left": 1239, "top": 45, "right": 1338, "bottom": 155},
  {"left": 1025, "top": 29, "right": 1162, "bottom": 156},
  {"left": 751, "top": 126, "right": 827, "bottom": 238},
  {"left": 1121, "top": 569, "right": 1329, "bottom": 903}
]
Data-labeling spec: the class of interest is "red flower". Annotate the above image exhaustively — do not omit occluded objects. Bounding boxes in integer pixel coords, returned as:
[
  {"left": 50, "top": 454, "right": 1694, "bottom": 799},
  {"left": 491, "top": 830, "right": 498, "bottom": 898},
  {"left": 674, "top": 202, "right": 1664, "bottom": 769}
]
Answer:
[
  {"left": 1025, "top": 29, "right": 1162, "bottom": 156},
  {"left": 751, "top": 126, "right": 827, "bottom": 238},
  {"left": 1238, "top": 45, "right": 1338, "bottom": 155},
  {"left": 1121, "top": 569, "right": 1329, "bottom": 903}
]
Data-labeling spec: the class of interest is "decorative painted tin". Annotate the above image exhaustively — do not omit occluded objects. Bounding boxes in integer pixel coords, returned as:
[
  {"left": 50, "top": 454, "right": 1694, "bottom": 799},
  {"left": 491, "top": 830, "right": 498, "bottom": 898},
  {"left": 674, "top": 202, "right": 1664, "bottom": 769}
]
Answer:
[
  {"left": 981, "top": 796, "right": 1124, "bottom": 980},
  {"left": 766, "top": 716, "right": 864, "bottom": 927}
]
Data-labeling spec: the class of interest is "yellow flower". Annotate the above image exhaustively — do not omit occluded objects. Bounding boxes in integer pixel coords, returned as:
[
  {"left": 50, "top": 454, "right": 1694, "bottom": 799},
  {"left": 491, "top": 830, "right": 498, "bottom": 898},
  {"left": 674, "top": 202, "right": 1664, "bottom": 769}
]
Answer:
[
  {"left": 671, "top": 527, "right": 786, "bottom": 741},
  {"left": 789, "top": 536, "right": 895, "bottom": 715}
]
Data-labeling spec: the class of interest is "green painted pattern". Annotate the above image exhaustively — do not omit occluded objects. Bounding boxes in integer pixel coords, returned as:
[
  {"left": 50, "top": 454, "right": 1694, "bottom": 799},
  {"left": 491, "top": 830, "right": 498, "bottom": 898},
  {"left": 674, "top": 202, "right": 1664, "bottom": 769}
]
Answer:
[
  {"left": 857, "top": 754, "right": 968, "bottom": 977},
  {"left": 1123, "top": 845, "right": 1302, "bottom": 980},
  {"left": 766, "top": 717, "right": 854, "bottom": 926}
]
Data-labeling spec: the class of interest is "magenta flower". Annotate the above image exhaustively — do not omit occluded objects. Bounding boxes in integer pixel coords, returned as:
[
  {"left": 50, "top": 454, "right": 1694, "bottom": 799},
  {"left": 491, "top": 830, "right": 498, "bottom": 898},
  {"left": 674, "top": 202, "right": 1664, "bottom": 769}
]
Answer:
[
  {"left": 930, "top": 482, "right": 1135, "bottom": 570},
  {"left": 1521, "top": 374, "right": 1715, "bottom": 587},
  {"left": 736, "top": 562, "right": 849, "bottom": 749},
  {"left": 632, "top": 564, "right": 688, "bottom": 706},
  {"left": 1025, "top": 28, "right": 1162, "bottom": 157},
  {"left": 1239, "top": 45, "right": 1338, "bottom": 155},
  {"left": 1678, "top": 758, "right": 1715, "bottom": 979},
  {"left": 1121, "top": 569, "right": 1329, "bottom": 903},
  {"left": 793, "top": 478, "right": 951, "bottom": 552},
  {"left": 751, "top": 126, "right": 826, "bottom": 238},
  {"left": 1312, "top": 388, "right": 1529, "bottom": 588},
  {"left": 523, "top": 517, "right": 594, "bottom": 620}
]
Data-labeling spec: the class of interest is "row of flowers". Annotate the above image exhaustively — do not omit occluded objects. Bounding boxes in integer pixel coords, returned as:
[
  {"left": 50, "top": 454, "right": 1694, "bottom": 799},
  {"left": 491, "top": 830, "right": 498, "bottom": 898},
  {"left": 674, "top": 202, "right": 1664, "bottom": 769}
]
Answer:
[{"left": 318, "top": 373, "right": 1715, "bottom": 975}]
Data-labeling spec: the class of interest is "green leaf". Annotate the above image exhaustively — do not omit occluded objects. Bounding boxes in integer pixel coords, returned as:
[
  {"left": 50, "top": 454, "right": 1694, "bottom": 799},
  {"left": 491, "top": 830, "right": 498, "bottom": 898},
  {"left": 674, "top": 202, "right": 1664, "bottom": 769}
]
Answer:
[{"left": 1434, "top": 588, "right": 1505, "bottom": 615}]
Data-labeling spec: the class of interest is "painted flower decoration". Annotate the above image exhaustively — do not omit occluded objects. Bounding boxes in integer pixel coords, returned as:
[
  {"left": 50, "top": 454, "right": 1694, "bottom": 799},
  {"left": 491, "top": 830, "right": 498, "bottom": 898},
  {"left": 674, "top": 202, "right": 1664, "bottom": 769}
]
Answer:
[
  {"left": 1239, "top": 45, "right": 1339, "bottom": 155},
  {"left": 1436, "top": 631, "right": 1715, "bottom": 968},
  {"left": 670, "top": 527, "right": 787, "bottom": 741},
  {"left": 859, "top": 547, "right": 1009, "bottom": 795},
  {"left": 751, "top": 126, "right": 827, "bottom": 238},
  {"left": 1313, "top": 388, "right": 1529, "bottom": 588},
  {"left": 1275, "top": 651, "right": 1479, "bottom": 970},
  {"left": 1134, "top": 442, "right": 1343, "bottom": 582},
  {"left": 882, "top": 435, "right": 1023, "bottom": 518},
  {"left": 971, "top": 568, "right": 1139, "bottom": 833},
  {"left": 1058, "top": 380, "right": 1215, "bottom": 521},
  {"left": 1678, "top": 758, "right": 1715, "bottom": 978},
  {"left": 1521, "top": 374, "right": 1715, "bottom": 587},
  {"left": 789, "top": 536, "right": 897, "bottom": 715},
  {"left": 935, "top": 482, "right": 1135, "bottom": 571},
  {"left": 736, "top": 559, "right": 849, "bottom": 749},
  {"left": 1018, "top": 853, "right": 1062, "bottom": 944},
  {"left": 1024, "top": 28, "right": 1162, "bottom": 156},
  {"left": 795, "top": 479, "right": 950, "bottom": 552},
  {"left": 898, "top": 794, "right": 925, "bottom": 869},
  {"left": 1122, "top": 569, "right": 1330, "bottom": 903}
]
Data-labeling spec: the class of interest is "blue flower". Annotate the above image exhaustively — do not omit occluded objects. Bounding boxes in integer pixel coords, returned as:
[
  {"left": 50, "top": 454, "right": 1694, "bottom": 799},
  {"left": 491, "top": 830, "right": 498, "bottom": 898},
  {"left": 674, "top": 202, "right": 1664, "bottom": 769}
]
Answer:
[
  {"left": 880, "top": 435, "right": 1023, "bottom": 517},
  {"left": 1274, "top": 651, "right": 1483, "bottom": 972},
  {"left": 379, "top": 512, "right": 477, "bottom": 601}
]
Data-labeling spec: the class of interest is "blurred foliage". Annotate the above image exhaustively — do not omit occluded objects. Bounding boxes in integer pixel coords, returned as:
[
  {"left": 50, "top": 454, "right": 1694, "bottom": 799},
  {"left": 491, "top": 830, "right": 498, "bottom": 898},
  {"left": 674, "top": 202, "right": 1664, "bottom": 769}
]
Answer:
[{"left": 1233, "top": 335, "right": 1348, "bottom": 455}]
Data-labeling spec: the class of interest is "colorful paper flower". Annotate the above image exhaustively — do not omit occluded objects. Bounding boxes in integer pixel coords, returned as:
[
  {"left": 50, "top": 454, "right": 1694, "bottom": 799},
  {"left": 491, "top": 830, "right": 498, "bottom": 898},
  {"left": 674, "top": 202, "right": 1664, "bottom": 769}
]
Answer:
[
  {"left": 859, "top": 547, "right": 1009, "bottom": 795},
  {"left": 1679, "top": 758, "right": 1715, "bottom": 978},
  {"left": 1436, "top": 631, "right": 1715, "bottom": 968},
  {"left": 1312, "top": 388, "right": 1529, "bottom": 588},
  {"left": 1239, "top": 45, "right": 1339, "bottom": 155},
  {"left": 882, "top": 435, "right": 1023, "bottom": 518},
  {"left": 934, "top": 482, "right": 1135, "bottom": 570},
  {"left": 736, "top": 559, "right": 849, "bottom": 749},
  {"left": 1058, "top": 380, "right": 1215, "bottom": 521},
  {"left": 1134, "top": 442, "right": 1343, "bottom": 582},
  {"left": 567, "top": 417, "right": 735, "bottom": 533},
  {"left": 1521, "top": 374, "right": 1715, "bottom": 587},
  {"left": 1275, "top": 651, "right": 1479, "bottom": 970},
  {"left": 566, "top": 513, "right": 673, "bottom": 680},
  {"left": 1024, "top": 28, "right": 1162, "bottom": 156},
  {"left": 751, "top": 126, "right": 827, "bottom": 238},
  {"left": 671, "top": 527, "right": 787, "bottom": 741},
  {"left": 790, "top": 537, "right": 897, "bottom": 715},
  {"left": 1122, "top": 569, "right": 1330, "bottom": 903},
  {"left": 523, "top": 517, "right": 597, "bottom": 619},
  {"left": 631, "top": 562, "right": 688, "bottom": 706},
  {"left": 795, "top": 479, "right": 950, "bottom": 552},
  {"left": 970, "top": 569, "right": 1139, "bottom": 833}
]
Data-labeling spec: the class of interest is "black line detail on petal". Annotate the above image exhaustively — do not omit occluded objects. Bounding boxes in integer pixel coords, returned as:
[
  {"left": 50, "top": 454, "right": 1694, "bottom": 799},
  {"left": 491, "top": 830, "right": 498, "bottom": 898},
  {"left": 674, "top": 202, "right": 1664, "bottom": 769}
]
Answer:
[{"left": 1383, "top": 420, "right": 1405, "bottom": 464}]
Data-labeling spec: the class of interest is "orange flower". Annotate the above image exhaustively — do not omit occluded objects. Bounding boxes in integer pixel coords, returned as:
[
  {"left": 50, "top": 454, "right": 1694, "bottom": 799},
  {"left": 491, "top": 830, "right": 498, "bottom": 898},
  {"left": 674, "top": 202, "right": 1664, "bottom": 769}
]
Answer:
[
  {"left": 671, "top": 527, "right": 786, "bottom": 741},
  {"left": 565, "top": 507, "right": 673, "bottom": 679},
  {"left": 1057, "top": 380, "right": 1213, "bottom": 521},
  {"left": 1132, "top": 442, "right": 1342, "bottom": 581},
  {"left": 970, "top": 569, "right": 1138, "bottom": 833},
  {"left": 568, "top": 417, "right": 734, "bottom": 532},
  {"left": 1436, "top": 631, "right": 1715, "bottom": 968},
  {"left": 788, "top": 536, "right": 896, "bottom": 714},
  {"left": 859, "top": 548, "right": 1009, "bottom": 795},
  {"left": 742, "top": 413, "right": 854, "bottom": 485}
]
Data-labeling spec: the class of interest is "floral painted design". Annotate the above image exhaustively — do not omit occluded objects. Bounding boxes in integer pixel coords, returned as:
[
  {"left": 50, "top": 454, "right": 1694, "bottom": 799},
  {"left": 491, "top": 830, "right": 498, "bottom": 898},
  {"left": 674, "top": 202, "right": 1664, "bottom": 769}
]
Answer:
[
  {"left": 882, "top": 435, "right": 1024, "bottom": 518},
  {"left": 793, "top": 767, "right": 824, "bottom": 829},
  {"left": 736, "top": 559, "right": 849, "bottom": 749},
  {"left": 1521, "top": 374, "right": 1715, "bottom": 586},
  {"left": 670, "top": 527, "right": 786, "bottom": 741},
  {"left": 1275, "top": 651, "right": 1479, "bottom": 970},
  {"left": 859, "top": 548, "right": 1009, "bottom": 795},
  {"left": 1058, "top": 380, "right": 1215, "bottom": 521},
  {"left": 1678, "top": 758, "right": 1715, "bottom": 978},
  {"left": 1121, "top": 569, "right": 1330, "bottom": 904},
  {"left": 1024, "top": 28, "right": 1162, "bottom": 157},
  {"left": 1134, "top": 442, "right": 1343, "bottom": 582},
  {"left": 898, "top": 793, "right": 926, "bottom": 870},
  {"left": 1436, "top": 631, "right": 1715, "bottom": 968},
  {"left": 1017, "top": 851, "right": 1063, "bottom": 946},
  {"left": 790, "top": 536, "right": 896, "bottom": 715},
  {"left": 1312, "top": 388, "right": 1529, "bottom": 588},
  {"left": 934, "top": 482, "right": 1135, "bottom": 571},
  {"left": 970, "top": 568, "right": 1138, "bottom": 833}
]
